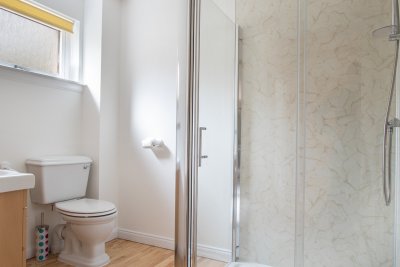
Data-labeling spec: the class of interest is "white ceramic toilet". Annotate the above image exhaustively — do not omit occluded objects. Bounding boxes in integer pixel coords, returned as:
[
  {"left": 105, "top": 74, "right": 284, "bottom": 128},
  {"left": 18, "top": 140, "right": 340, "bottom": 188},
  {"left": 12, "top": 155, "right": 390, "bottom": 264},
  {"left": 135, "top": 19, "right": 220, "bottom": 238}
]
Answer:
[{"left": 26, "top": 156, "right": 117, "bottom": 267}]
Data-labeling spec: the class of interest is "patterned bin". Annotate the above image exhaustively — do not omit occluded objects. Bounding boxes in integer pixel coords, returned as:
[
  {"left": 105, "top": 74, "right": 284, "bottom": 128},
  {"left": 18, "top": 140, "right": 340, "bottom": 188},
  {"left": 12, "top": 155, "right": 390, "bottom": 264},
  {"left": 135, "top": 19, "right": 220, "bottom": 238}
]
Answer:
[{"left": 35, "top": 225, "right": 49, "bottom": 261}]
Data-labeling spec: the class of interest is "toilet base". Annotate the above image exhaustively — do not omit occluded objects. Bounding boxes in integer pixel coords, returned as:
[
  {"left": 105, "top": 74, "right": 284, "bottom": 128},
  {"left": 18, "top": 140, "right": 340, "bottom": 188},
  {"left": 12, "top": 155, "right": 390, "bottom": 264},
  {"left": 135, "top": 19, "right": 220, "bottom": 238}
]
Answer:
[
  {"left": 57, "top": 211, "right": 117, "bottom": 267},
  {"left": 58, "top": 252, "right": 110, "bottom": 267}
]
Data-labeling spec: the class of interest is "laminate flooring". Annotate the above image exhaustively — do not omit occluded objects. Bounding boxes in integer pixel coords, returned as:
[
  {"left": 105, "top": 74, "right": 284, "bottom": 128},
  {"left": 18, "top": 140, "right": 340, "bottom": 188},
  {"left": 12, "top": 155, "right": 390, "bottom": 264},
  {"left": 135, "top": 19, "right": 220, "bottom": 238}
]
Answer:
[{"left": 27, "top": 239, "right": 227, "bottom": 267}]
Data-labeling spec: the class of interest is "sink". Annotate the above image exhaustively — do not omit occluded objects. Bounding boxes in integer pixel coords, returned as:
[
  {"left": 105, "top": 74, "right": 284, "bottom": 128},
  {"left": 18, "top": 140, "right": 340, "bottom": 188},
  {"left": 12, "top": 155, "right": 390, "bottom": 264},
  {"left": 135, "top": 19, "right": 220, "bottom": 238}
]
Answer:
[
  {"left": 0, "top": 169, "right": 35, "bottom": 193},
  {"left": 0, "top": 169, "right": 18, "bottom": 176}
]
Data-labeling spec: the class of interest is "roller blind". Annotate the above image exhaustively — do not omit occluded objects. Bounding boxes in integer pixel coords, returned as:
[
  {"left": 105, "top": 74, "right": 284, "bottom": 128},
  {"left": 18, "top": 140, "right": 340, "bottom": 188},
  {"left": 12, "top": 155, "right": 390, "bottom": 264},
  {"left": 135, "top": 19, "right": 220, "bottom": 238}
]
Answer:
[{"left": 0, "top": 0, "right": 74, "bottom": 33}]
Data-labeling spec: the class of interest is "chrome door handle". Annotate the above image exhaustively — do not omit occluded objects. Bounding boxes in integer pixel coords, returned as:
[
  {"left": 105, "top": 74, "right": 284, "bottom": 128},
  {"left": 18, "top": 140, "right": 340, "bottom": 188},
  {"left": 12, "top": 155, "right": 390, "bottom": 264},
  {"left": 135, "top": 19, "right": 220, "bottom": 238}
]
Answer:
[{"left": 199, "top": 127, "right": 208, "bottom": 167}]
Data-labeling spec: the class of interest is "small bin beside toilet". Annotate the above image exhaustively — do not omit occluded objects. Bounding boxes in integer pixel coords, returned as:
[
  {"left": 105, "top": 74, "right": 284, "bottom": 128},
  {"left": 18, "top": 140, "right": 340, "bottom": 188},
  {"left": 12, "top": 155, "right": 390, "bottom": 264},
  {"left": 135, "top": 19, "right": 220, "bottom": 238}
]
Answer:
[{"left": 35, "top": 212, "right": 49, "bottom": 261}]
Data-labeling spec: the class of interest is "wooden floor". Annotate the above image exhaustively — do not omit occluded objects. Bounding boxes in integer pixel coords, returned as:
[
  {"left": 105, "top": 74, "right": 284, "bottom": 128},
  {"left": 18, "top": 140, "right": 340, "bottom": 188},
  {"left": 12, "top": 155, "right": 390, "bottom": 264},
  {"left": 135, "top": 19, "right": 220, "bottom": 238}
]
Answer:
[{"left": 27, "top": 239, "right": 226, "bottom": 267}]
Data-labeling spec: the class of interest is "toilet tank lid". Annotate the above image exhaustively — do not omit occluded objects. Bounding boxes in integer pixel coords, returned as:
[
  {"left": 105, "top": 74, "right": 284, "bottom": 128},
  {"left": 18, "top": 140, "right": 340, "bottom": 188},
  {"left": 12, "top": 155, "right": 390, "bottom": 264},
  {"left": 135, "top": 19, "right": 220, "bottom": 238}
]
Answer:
[{"left": 26, "top": 155, "right": 92, "bottom": 166}]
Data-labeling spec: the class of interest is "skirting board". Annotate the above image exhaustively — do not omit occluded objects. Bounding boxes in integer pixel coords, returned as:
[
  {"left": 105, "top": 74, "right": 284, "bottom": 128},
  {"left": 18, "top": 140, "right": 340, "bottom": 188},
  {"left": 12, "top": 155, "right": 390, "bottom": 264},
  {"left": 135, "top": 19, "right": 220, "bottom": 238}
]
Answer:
[{"left": 118, "top": 228, "right": 231, "bottom": 262}]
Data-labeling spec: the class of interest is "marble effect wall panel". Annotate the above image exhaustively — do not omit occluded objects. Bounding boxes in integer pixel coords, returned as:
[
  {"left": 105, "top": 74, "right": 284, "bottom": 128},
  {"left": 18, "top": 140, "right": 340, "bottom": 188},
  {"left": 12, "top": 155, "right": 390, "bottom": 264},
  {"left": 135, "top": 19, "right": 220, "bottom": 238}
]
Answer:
[
  {"left": 236, "top": 1, "right": 298, "bottom": 266},
  {"left": 304, "top": 0, "right": 394, "bottom": 266},
  {"left": 237, "top": 0, "right": 395, "bottom": 266}
]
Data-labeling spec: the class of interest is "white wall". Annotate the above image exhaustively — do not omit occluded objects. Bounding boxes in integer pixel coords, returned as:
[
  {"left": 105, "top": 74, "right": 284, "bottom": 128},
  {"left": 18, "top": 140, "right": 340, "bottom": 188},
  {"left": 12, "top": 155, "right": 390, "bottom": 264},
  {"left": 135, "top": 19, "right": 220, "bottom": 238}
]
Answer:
[
  {"left": 118, "top": 0, "right": 178, "bottom": 244},
  {"left": 0, "top": 68, "right": 83, "bottom": 258},
  {"left": 98, "top": 0, "right": 121, "bottom": 212},
  {"left": 38, "top": 0, "right": 105, "bottom": 201},
  {"left": 35, "top": 0, "right": 84, "bottom": 22},
  {"left": 81, "top": 0, "right": 102, "bottom": 199},
  {"left": 38, "top": 0, "right": 109, "bottom": 209},
  {"left": 0, "top": 1, "right": 86, "bottom": 259},
  {"left": 81, "top": 0, "right": 120, "bottom": 234}
]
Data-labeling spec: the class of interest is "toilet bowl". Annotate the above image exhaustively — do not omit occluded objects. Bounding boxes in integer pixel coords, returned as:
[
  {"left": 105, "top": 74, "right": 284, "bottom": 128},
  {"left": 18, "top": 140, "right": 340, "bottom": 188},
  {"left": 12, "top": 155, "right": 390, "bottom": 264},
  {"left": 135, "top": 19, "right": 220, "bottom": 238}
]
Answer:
[
  {"left": 55, "top": 198, "right": 117, "bottom": 267},
  {"left": 26, "top": 155, "right": 117, "bottom": 267}
]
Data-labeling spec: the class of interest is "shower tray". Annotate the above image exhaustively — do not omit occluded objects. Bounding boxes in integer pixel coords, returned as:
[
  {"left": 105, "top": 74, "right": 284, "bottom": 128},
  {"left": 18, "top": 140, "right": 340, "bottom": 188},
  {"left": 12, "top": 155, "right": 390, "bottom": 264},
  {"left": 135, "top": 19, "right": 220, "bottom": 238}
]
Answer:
[{"left": 226, "top": 262, "right": 272, "bottom": 267}]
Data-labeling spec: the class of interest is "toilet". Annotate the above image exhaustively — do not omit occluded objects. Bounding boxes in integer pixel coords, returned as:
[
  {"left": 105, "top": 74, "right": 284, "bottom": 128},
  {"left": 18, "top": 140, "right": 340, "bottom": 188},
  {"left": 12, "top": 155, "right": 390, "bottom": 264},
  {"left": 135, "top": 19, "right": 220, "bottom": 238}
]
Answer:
[{"left": 26, "top": 155, "right": 117, "bottom": 267}]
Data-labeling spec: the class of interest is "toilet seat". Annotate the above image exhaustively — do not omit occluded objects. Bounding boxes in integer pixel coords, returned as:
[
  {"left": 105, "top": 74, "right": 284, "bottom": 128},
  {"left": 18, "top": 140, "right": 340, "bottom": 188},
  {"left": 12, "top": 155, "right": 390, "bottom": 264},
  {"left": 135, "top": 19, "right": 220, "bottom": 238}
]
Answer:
[{"left": 56, "top": 198, "right": 117, "bottom": 218}]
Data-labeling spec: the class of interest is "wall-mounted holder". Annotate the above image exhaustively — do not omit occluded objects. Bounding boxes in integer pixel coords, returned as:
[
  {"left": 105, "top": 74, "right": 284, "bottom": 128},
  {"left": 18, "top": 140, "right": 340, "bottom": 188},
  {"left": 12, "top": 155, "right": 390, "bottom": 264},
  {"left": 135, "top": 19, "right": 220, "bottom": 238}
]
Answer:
[{"left": 141, "top": 137, "right": 164, "bottom": 149}]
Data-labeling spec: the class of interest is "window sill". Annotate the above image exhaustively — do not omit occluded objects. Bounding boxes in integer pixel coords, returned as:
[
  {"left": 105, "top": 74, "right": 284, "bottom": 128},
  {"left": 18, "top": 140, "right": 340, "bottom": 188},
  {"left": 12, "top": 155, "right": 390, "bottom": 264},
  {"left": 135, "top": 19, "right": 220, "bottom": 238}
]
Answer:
[{"left": 0, "top": 64, "right": 85, "bottom": 93}]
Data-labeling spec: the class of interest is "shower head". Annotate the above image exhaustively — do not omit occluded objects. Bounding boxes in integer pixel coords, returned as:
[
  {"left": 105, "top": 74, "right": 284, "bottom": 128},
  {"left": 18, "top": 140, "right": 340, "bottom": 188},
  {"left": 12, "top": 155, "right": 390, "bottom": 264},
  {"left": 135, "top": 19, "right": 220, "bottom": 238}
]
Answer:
[
  {"left": 372, "top": 0, "right": 400, "bottom": 39},
  {"left": 372, "top": 25, "right": 397, "bottom": 38}
]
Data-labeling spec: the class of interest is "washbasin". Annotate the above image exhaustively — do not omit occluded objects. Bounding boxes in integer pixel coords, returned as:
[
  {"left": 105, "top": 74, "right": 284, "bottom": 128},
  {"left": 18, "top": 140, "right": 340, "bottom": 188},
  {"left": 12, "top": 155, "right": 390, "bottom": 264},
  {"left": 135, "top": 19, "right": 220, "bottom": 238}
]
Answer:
[
  {"left": 0, "top": 169, "right": 35, "bottom": 193},
  {"left": 0, "top": 169, "right": 20, "bottom": 176}
]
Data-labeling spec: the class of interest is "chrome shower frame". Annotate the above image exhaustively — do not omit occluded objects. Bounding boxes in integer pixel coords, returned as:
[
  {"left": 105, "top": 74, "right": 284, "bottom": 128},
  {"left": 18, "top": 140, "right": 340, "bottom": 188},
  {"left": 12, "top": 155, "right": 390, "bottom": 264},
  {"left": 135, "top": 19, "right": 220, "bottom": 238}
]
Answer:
[
  {"left": 175, "top": 0, "right": 201, "bottom": 266},
  {"left": 175, "top": 1, "right": 241, "bottom": 265},
  {"left": 231, "top": 24, "right": 241, "bottom": 262}
]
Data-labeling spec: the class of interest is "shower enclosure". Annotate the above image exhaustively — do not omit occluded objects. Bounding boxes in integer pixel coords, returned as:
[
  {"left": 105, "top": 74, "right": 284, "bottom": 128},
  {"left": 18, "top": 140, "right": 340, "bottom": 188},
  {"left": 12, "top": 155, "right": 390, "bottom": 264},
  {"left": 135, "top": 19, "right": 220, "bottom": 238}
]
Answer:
[{"left": 175, "top": 0, "right": 400, "bottom": 266}]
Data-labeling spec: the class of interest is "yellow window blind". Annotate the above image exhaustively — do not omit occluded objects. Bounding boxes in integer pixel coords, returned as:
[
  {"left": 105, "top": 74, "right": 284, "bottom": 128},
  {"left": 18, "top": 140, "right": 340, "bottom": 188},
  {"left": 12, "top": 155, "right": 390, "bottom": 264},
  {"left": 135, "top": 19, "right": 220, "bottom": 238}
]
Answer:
[{"left": 0, "top": 0, "right": 74, "bottom": 33}]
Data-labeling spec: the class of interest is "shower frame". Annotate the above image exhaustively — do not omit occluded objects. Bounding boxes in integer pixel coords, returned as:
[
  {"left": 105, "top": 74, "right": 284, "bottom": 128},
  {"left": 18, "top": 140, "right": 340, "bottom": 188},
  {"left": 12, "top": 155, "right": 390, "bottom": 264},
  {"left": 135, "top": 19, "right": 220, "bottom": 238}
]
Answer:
[
  {"left": 175, "top": 0, "right": 241, "bottom": 265},
  {"left": 174, "top": 0, "right": 201, "bottom": 266}
]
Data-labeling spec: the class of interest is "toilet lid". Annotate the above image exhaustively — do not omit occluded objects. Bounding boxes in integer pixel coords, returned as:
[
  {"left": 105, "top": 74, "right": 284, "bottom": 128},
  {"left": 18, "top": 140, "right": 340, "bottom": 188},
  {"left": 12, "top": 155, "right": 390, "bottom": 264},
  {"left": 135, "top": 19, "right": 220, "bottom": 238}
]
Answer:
[{"left": 56, "top": 198, "right": 116, "bottom": 216}]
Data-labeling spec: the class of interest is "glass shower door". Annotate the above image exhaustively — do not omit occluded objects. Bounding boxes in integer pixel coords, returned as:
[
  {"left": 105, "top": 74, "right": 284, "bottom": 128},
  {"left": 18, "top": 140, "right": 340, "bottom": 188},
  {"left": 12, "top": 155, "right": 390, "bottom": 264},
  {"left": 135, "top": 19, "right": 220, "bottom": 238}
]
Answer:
[
  {"left": 196, "top": 0, "right": 236, "bottom": 265},
  {"left": 235, "top": 0, "right": 299, "bottom": 266}
]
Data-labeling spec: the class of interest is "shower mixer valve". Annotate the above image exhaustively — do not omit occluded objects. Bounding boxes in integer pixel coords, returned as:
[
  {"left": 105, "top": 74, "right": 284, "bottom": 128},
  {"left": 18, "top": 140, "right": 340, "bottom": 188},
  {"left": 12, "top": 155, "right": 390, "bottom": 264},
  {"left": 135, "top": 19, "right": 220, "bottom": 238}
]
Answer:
[
  {"left": 390, "top": 34, "right": 400, "bottom": 41},
  {"left": 388, "top": 118, "right": 400, "bottom": 129}
]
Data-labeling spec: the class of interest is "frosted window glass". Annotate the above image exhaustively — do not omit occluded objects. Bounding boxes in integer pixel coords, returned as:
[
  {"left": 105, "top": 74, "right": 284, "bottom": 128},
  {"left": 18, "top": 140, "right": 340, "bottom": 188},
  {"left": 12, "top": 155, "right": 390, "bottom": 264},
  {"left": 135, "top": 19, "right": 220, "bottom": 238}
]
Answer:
[{"left": 0, "top": 8, "right": 60, "bottom": 75}]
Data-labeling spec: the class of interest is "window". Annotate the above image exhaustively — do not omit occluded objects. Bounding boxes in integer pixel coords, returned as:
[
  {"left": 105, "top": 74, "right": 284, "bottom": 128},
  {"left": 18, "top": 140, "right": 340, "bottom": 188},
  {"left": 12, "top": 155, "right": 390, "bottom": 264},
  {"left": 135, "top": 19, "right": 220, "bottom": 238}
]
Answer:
[
  {"left": 0, "top": 1, "right": 80, "bottom": 81},
  {"left": 0, "top": 8, "right": 60, "bottom": 75}
]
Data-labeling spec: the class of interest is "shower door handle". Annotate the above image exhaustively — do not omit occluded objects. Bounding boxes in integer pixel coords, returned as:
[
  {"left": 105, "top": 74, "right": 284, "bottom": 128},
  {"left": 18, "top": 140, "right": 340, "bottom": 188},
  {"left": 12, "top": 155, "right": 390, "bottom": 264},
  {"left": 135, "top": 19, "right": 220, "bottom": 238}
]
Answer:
[{"left": 199, "top": 127, "right": 208, "bottom": 167}]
